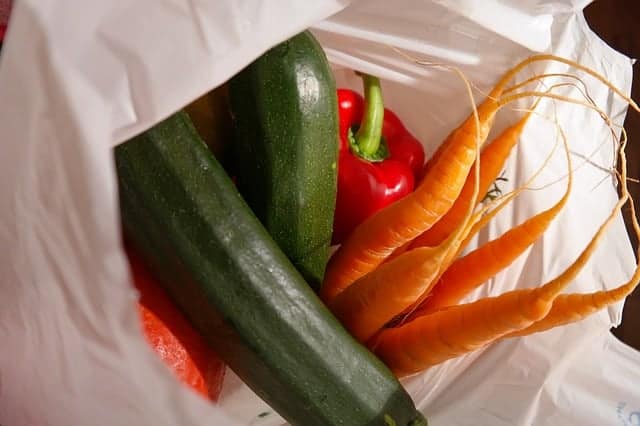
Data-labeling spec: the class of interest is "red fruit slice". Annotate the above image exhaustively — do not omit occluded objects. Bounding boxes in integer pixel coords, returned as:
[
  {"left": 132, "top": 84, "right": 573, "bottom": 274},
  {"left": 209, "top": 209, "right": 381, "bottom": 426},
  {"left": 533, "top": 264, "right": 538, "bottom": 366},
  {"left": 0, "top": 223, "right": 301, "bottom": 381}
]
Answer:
[{"left": 126, "top": 246, "right": 225, "bottom": 401}]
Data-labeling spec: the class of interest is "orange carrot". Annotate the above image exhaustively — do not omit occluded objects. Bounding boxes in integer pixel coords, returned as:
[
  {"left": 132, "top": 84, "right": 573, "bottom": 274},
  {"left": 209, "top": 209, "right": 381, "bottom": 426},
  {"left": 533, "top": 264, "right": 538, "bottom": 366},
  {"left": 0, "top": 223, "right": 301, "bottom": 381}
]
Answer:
[
  {"left": 418, "top": 95, "right": 497, "bottom": 177},
  {"left": 384, "top": 241, "right": 412, "bottom": 264},
  {"left": 413, "top": 136, "right": 572, "bottom": 315},
  {"left": 410, "top": 111, "right": 532, "bottom": 249},
  {"left": 327, "top": 116, "right": 559, "bottom": 342},
  {"left": 370, "top": 184, "right": 628, "bottom": 377},
  {"left": 506, "top": 182, "right": 640, "bottom": 338},
  {"left": 505, "top": 277, "right": 639, "bottom": 338},
  {"left": 371, "top": 288, "right": 554, "bottom": 377},
  {"left": 416, "top": 206, "right": 563, "bottom": 314},
  {"left": 414, "top": 83, "right": 573, "bottom": 257},
  {"left": 328, "top": 246, "right": 446, "bottom": 342},
  {"left": 393, "top": 96, "right": 568, "bottom": 322}
]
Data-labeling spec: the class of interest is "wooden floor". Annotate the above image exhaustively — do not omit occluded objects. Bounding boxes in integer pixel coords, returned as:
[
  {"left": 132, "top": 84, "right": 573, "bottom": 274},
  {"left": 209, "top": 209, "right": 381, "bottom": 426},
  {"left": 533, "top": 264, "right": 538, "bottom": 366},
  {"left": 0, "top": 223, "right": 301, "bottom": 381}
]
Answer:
[{"left": 584, "top": 0, "right": 640, "bottom": 350}]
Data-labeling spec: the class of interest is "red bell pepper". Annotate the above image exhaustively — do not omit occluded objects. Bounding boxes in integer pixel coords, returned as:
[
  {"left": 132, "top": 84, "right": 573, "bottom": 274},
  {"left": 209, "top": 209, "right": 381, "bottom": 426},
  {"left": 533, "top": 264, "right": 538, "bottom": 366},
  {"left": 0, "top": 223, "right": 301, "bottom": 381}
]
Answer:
[{"left": 333, "top": 74, "right": 425, "bottom": 244}]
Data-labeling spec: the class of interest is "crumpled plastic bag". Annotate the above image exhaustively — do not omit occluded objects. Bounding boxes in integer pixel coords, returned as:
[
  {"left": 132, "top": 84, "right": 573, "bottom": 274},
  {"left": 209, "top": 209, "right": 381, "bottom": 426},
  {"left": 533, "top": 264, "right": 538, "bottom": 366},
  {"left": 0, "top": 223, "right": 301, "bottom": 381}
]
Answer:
[{"left": 0, "top": 0, "right": 637, "bottom": 425}]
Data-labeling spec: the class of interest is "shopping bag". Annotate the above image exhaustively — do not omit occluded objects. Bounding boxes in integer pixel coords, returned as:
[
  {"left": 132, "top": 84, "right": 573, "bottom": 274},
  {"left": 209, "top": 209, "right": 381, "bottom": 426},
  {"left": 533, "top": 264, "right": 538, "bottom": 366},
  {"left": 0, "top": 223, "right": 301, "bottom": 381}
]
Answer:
[{"left": 0, "top": 1, "right": 636, "bottom": 425}]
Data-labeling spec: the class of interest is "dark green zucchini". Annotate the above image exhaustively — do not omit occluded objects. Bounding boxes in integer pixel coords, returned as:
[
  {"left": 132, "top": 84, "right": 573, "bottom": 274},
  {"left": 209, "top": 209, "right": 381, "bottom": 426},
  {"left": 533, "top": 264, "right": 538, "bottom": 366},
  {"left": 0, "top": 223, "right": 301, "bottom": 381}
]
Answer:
[
  {"left": 115, "top": 111, "right": 426, "bottom": 426},
  {"left": 228, "top": 30, "right": 338, "bottom": 291}
]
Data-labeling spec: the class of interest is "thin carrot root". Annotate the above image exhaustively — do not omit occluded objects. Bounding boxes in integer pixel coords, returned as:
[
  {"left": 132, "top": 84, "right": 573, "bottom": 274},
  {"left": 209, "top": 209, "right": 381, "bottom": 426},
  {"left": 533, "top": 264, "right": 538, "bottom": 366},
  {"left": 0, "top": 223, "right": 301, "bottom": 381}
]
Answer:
[
  {"left": 499, "top": 100, "right": 637, "bottom": 340},
  {"left": 504, "top": 278, "right": 639, "bottom": 338},
  {"left": 496, "top": 54, "right": 640, "bottom": 114},
  {"left": 416, "top": 53, "right": 562, "bottom": 178},
  {"left": 507, "top": 174, "right": 640, "bottom": 338}
]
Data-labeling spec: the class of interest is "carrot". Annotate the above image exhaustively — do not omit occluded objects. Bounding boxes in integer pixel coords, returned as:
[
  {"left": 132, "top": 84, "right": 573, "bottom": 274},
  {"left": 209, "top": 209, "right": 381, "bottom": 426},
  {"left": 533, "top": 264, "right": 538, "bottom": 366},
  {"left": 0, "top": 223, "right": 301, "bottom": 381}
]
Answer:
[
  {"left": 406, "top": 80, "right": 610, "bottom": 318},
  {"left": 415, "top": 203, "right": 566, "bottom": 315},
  {"left": 441, "top": 111, "right": 564, "bottom": 262},
  {"left": 413, "top": 127, "right": 572, "bottom": 315},
  {"left": 418, "top": 97, "right": 497, "bottom": 178},
  {"left": 398, "top": 93, "right": 568, "bottom": 320},
  {"left": 410, "top": 82, "right": 570, "bottom": 253},
  {"left": 328, "top": 246, "right": 447, "bottom": 342},
  {"left": 504, "top": 277, "right": 640, "bottom": 338},
  {"left": 410, "top": 110, "right": 532, "bottom": 249},
  {"left": 506, "top": 162, "right": 640, "bottom": 338},
  {"left": 370, "top": 288, "right": 555, "bottom": 377},
  {"left": 370, "top": 180, "right": 629, "bottom": 377},
  {"left": 384, "top": 241, "right": 413, "bottom": 264},
  {"left": 415, "top": 54, "right": 546, "bottom": 177}
]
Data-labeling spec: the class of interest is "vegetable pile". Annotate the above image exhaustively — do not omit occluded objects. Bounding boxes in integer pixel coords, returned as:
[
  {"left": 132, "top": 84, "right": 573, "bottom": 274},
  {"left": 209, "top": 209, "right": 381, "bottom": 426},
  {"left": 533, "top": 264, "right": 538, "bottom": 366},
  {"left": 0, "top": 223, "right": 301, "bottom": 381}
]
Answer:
[{"left": 116, "top": 28, "right": 640, "bottom": 425}]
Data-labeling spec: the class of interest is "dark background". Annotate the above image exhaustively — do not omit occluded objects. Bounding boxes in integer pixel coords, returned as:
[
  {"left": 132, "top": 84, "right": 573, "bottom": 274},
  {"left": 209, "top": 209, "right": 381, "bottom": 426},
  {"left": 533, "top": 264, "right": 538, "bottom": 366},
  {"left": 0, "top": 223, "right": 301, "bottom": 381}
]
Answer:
[{"left": 584, "top": 0, "right": 640, "bottom": 350}]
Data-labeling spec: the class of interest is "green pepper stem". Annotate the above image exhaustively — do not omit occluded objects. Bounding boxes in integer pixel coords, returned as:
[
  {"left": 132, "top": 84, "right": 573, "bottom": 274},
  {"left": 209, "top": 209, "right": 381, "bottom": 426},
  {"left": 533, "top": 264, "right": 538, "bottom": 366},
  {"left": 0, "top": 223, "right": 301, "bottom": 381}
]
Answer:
[{"left": 354, "top": 74, "right": 384, "bottom": 156}]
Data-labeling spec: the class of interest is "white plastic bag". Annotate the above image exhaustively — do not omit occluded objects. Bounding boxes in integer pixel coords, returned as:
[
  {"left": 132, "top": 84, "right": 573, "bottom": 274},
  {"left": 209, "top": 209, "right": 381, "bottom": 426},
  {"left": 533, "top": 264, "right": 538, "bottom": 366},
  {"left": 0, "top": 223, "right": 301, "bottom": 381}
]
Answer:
[{"left": 0, "top": 1, "right": 637, "bottom": 425}]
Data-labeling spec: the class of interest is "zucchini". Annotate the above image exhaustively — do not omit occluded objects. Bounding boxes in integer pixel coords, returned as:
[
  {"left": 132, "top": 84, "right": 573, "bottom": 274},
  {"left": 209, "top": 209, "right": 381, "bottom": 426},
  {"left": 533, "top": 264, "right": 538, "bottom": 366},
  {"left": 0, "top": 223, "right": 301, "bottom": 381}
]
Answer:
[
  {"left": 116, "top": 111, "right": 426, "bottom": 426},
  {"left": 228, "top": 30, "right": 338, "bottom": 291}
]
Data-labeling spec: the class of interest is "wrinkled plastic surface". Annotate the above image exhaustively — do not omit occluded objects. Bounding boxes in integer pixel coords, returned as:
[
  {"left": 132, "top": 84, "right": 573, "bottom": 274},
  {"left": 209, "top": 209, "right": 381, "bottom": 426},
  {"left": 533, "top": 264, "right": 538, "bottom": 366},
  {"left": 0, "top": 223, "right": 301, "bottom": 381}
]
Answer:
[{"left": 0, "top": 0, "right": 637, "bottom": 425}]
